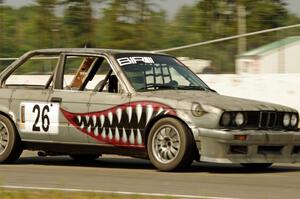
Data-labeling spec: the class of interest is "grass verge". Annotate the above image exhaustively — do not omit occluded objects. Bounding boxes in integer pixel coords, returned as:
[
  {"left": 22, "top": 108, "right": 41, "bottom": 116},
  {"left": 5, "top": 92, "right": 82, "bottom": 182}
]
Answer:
[{"left": 0, "top": 189, "right": 173, "bottom": 199}]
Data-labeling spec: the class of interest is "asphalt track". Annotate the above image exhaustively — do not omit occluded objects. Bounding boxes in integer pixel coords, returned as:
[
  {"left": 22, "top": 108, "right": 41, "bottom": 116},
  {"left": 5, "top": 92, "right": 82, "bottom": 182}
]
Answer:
[{"left": 1, "top": 151, "right": 300, "bottom": 199}]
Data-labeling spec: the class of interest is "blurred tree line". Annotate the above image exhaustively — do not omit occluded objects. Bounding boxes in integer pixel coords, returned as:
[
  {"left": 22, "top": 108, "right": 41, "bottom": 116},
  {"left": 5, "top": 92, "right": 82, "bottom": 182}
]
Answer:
[{"left": 0, "top": 0, "right": 299, "bottom": 72}]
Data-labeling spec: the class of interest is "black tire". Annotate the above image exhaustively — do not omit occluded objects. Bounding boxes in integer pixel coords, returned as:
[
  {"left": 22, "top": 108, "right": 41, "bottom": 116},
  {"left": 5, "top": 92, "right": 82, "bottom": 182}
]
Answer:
[
  {"left": 69, "top": 154, "right": 100, "bottom": 161},
  {"left": 147, "top": 117, "right": 194, "bottom": 171},
  {"left": 240, "top": 163, "right": 273, "bottom": 169},
  {"left": 0, "top": 115, "right": 23, "bottom": 163}
]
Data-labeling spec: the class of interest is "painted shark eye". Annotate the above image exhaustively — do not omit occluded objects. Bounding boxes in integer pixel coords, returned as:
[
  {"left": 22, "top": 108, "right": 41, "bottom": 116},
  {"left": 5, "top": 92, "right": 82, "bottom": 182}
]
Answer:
[{"left": 191, "top": 103, "right": 204, "bottom": 117}]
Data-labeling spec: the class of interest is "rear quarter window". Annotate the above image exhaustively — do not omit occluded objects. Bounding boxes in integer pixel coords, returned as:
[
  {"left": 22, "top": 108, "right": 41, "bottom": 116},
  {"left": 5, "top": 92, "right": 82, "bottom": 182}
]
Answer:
[{"left": 5, "top": 55, "right": 58, "bottom": 87}]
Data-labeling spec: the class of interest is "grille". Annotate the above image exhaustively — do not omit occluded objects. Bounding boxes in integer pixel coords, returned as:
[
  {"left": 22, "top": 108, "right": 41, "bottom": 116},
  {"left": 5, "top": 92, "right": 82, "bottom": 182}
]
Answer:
[
  {"left": 259, "top": 112, "right": 279, "bottom": 129},
  {"left": 248, "top": 111, "right": 285, "bottom": 130},
  {"left": 221, "top": 111, "right": 291, "bottom": 130}
]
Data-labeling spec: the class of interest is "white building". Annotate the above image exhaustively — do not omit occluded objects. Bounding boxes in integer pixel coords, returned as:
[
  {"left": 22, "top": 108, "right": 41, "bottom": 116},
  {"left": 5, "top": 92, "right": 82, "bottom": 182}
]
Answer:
[
  {"left": 236, "top": 36, "right": 300, "bottom": 74},
  {"left": 178, "top": 57, "right": 212, "bottom": 74}
]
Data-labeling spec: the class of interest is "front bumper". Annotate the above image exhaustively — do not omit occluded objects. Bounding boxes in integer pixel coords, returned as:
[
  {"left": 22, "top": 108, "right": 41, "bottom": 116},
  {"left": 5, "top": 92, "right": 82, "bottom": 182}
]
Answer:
[{"left": 192, "top": 128, "right": 300, "bottom": 163}]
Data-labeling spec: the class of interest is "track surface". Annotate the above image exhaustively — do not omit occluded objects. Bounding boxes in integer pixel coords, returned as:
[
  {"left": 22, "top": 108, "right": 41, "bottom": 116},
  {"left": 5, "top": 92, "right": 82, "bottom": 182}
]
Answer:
[{"left": 1, "top": 151, "right": 300, "bottom": 199}]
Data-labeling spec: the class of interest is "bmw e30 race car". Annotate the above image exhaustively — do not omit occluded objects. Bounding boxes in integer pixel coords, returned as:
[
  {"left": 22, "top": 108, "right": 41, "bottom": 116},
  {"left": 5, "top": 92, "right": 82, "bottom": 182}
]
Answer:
[{"left": 0, "top": 48, "right": 299, "bottom": 171}]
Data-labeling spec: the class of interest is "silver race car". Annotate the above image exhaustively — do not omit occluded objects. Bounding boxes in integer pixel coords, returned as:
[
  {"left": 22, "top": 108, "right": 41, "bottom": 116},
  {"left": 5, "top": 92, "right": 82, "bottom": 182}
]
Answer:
[{"left": 0, "top": 48, "right": 299, "bottom": 171}]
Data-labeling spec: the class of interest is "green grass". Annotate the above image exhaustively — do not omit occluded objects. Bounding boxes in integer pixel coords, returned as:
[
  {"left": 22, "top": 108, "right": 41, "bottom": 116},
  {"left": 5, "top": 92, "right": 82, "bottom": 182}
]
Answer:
[{"left": 0, "top": 189, "right": 173, "bottom": 199}]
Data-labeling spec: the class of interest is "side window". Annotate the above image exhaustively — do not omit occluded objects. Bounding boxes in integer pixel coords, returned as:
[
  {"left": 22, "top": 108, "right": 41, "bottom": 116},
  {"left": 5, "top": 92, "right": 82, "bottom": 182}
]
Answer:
[
  {"left": 63, "top": 56, "right": 96, "bottom": 90},
  {"left": 63, "top": 55, "right": 122, "bottom": 93},
  {"left": 85, "top": 58, "right": 111, "bottom": 91},
  {"left": 5, "top": 55, "right": 58, "bottom": 87}
]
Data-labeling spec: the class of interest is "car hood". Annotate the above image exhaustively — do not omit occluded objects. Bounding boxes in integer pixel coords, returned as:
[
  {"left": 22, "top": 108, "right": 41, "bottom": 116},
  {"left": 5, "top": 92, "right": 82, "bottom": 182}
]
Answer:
[{"left": 135, "top": 90, "right": 296, "bottom": 112}]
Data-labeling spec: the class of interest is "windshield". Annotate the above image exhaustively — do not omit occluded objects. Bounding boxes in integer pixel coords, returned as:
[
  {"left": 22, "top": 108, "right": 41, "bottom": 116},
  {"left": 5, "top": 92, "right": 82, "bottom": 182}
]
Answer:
[{"left": 115, "top": 53, "right": 211, "bottom": 92}]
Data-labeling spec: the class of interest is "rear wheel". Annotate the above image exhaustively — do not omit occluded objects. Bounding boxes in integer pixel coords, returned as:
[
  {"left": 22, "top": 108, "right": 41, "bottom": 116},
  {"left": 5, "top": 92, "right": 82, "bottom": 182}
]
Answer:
[
  {"left": 240, "top": 163, "right": 273, "bottom": 169},
  {"left": 69, "top": 154, "right": 100, "bottom": 161},
  {"left": 147, "top": 118, "right": 194, "bottom": 171},
  {"left": 0, "top": 115, "right": 23, "bottom": 163}
]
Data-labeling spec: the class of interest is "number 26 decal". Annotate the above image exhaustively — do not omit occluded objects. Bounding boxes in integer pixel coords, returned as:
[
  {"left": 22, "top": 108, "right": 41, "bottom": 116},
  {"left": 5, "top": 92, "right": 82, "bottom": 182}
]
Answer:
[
  {"left": 32, "top": 104, "right": 50, "bottom": 132},
  {"left": 20, "top": 102, "right": 59, "bottom": 134}
]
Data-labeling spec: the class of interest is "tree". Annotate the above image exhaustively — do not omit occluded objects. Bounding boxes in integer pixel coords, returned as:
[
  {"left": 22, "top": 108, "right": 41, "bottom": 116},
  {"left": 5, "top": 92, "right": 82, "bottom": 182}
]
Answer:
[
  {"left": 31, "top": 0, "right": 58, "bottom": 48},
  {"left": 98, "top": 0, "right": 167, "bottom": 50},
  {"left": 245, "top": 0, "right": 299, "bottom": 49},
  {"left": 1, "top": 0, "right": 299, "bottom": 73},
  {"left": 164, "top": 0, "right": 237, "bottom": 72},
  {"left": 61, "top": 0, "right": 94, "bottom": 47},
  {"left": 166, "top": 0, "right": 300, "bottom": 72},
  {"left": 0, "top": 6, "right": 19, "bottom": 70},
  {"left": 0, "top": 6, "right": 23, "bottom": 56}
]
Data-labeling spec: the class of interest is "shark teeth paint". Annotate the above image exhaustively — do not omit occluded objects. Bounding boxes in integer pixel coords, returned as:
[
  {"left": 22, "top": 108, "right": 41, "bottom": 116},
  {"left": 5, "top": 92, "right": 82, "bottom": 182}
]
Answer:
[
  {"left": 101, "top": 128, "right": 106, "bottom": 139},
  {"left": 61, "top": 101, "right": 176, "bottom": 148},
  {"left": 87, "top": 125, "right": 92, "bottom": 133},
  {"left": 80, "top": 122, "right": 84, "bottom": 129},
  {"left": 108, "top": 128, "right": 113, "bottom": 140},
  {"left": 146, "top": 104, "right": 153, "bottom": 125},
  {"left": 129, "top": 129, "right": 135, "bottom": 145},
  {"left": 136, "top": 104, "right": 142, "bottom": 124},
  {"left": 126, "top": 106, "right": 133, "bottom": 123},
  {"left": 122, "top": 127, "right": 127, "bottom": 144},
  {"left": 137, "top": 129, "right": 142, "bottom": 145},
  {"left": 85, "top": 116, "right": 90, "bottom": 123},
  {"left": 94, "top": 127, "right": 99, "bottom": 136},
  {"left": 77, "top": 115, "right": 81, "bottom": 124},
  {"left": 108, "top": 112, "right": 113, "bottom": 125},
  {"left": 156, "top": 107, "right": 164, "bottom": 116},
  {"left": 116, "top": 108, "right": 122, "bottom": 123},
  {"left": 100, "top": 114, "right": 105, "bottom": 128},
  {"left": 92, "top": 115, "right": 97, "bottom": 127},
  {"left": 115, "top": 128, "right": 120, "bottom": 142}
]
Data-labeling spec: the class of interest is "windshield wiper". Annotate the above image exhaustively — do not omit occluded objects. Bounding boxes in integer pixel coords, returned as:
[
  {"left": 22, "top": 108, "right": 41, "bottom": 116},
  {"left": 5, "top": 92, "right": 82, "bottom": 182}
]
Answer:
[
  {"left": 177, "top": 85, "right": 205, "bottom": 91},
  {"left": 206, "top": 87, "right": 217, "bottom": 93},
  {"left": 137, "top": 84, "right": 176, "bottom": 91},
  {"left": 137, "top": 85, "right": 214, "bottom": 92}
]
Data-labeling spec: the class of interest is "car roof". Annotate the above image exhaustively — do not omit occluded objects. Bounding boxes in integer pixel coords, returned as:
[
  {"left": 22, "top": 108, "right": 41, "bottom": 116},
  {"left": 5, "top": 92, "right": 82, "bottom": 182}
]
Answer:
[{"left": 27, "top": 48, "right": 168, "bottom": 56}]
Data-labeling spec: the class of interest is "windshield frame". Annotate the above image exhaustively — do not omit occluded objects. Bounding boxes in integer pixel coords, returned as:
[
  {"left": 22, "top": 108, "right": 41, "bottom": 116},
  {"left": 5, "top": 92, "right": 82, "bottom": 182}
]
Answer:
[{"left": 113, "top": 53, "right": 213, "bottom": 93}]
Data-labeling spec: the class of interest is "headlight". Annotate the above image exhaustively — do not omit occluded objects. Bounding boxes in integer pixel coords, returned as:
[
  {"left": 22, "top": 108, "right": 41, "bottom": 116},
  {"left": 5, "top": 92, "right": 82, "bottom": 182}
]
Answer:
[
  {"left": 283, "top": 113, "right": 291, "bottom": 127},
  {"left": 191, "top": 103, "right": 204, "bottom": 117},
  {"left": 235, "top": 112, "right": 245, "bottom": 126},
  {"left": 291, "top": 114, "right": 298, "bottom": 127},
  {"left": 221, "top": 112, "right": 231, "bottom": 126}
]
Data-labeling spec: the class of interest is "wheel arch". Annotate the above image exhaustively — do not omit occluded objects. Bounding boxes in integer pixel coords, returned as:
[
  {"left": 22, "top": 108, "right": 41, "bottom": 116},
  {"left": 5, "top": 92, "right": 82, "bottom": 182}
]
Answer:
[
  {"left": 0, "top": 109, "right": 20, "bottom": 137},
  {"left": 0, "top": 109, "right": 23, "bottom": 163},
  {"left": 144, "top": 114, "right": 195, "bottom": 149},
  {"left": 0, "top": 104, "right": 16, "bottom": 122}
]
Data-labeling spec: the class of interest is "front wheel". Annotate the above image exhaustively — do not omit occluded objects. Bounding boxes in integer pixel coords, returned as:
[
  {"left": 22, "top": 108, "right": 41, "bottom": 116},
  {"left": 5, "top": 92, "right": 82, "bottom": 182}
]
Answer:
[
  {"left": 147, "top": 118, "right": 194, "bottom": 171},
  {"left": 0, "top": 115, "right": 23, "bottom": 163}
]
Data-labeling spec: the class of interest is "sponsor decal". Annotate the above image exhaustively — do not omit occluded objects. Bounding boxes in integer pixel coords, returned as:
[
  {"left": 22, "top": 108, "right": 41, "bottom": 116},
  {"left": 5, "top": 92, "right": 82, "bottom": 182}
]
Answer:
[{"left": 117, "top": 57, "right": 155, "bottom": 66}]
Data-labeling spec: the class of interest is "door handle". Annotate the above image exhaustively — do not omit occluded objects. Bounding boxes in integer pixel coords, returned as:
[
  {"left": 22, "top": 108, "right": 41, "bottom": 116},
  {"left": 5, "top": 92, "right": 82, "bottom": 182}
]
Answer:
[{"left": 51, "top": 97, "right": 62, "bottom": 103}]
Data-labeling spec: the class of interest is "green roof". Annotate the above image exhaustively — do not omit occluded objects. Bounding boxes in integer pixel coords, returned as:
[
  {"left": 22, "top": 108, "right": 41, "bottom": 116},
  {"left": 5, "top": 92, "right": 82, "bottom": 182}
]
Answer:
[{"left": 238, "top": 36, "right": 300, "bottom": 58}]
